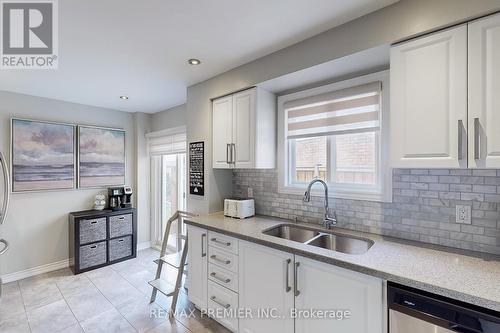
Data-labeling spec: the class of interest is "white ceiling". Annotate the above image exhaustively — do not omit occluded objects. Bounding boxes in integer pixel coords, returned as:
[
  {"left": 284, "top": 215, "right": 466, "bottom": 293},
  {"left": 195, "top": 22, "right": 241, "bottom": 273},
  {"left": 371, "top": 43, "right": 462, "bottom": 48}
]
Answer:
[{"left": 0, "top": 0, "right": 399, "bottom": 113}]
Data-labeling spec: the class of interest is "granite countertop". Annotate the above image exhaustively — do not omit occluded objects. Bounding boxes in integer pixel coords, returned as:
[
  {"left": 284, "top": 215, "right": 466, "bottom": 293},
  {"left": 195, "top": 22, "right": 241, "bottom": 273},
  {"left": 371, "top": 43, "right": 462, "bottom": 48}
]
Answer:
[{"left": 185, "top": 213, "right": 500, "bottom": 311}]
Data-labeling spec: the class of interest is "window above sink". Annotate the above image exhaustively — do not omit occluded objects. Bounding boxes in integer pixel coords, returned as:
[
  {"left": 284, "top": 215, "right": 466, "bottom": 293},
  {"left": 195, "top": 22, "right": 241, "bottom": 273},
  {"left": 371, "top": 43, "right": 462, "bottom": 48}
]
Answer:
[{"left": 277, "top": 71, "right": 392, "bottom": 202}]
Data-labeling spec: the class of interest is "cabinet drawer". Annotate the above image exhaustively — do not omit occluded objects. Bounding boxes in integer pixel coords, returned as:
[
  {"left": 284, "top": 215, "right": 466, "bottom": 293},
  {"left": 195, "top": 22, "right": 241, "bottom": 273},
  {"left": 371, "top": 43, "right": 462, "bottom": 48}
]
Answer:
[
  {"left": 109, "top": 236, "right": 132, "bottom": 262},
  {"left": 79, "top": 241, "right": 107, "bottom": 270},
  {"left": 109, "top": 214, "right": 133, "bottom": 238},
  {"left": 208, "top": 263, "right": 238, "bottom": 293},
  {"left": 208, "top": 231, "right": 238, "bottom": 254},
  {"left": 209, "top": 247, "right": 238, "bottom": 273},
  {"left": 79, "top": 218, "right": 106, "bottom": 244},
  {"left": 208, "top": 280, "right": 239, "bottom": 332}
]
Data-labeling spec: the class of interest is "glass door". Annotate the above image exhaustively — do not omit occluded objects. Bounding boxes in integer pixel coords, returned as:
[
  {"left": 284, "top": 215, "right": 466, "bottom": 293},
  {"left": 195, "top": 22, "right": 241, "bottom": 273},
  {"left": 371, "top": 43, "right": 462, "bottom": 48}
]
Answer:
[
  {"left": 161, "top": 153, "right": 186, "bottom": 251},
  {"left": 151, "top": 152, "right": 187, "bottom": 251}
]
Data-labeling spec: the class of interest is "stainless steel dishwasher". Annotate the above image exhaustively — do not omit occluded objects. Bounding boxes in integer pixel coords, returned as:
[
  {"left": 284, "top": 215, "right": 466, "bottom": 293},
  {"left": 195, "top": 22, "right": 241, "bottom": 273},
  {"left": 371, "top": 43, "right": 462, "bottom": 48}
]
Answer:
[{"left": 388, "top": 283, "right": 500, "bottom": 333}]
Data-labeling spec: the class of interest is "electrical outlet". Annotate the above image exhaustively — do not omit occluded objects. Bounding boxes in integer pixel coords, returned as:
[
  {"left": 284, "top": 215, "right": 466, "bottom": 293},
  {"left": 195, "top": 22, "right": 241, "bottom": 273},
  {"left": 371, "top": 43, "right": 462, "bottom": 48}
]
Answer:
[
  {"left": 456, "top": 205, "right": 471, "bottom": 224},
  {"left": 247, "top": 187, "right": 254, "bottom": 198}
]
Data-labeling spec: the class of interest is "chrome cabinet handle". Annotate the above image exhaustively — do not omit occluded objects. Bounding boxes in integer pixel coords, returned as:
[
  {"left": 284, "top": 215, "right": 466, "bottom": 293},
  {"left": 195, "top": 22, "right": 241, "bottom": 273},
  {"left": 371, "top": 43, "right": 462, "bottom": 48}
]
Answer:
[
  {"left": 211, "top": 238, "right": 231, "bottom": 247},
  {"left": 285, "top": 259, "right": 291, "bottom": 292},
  {"left": 0, "top": 239, "right": 9, "bottom": 255},
  {"left": 226, "top": 144, "right": 231, "bottom": 164},
  {"left": 231, "top": 143, "right": 236, "bottom": 164},
  {"left": 294, "top": 262, "right": 300, "bottom": 296},
  {"left": 210, "top": 272, "right": 230, "bottom": 284},
  {"left": 474, "top": 118, "right": 480, "bottom": 160},
  {"left": 210, "top": 255, "right": 230, "bottom": 265},
  {"left": 210, "top": 296, "right": 230, "bottom": 309},
  {"left": 458, "top": 120, "right": 464, "bottom": 160},
  {"left": 0, "top": 152, "right": 10, "bottom": 226},
  {"left": 201, "top": 234, "right": 206, "bottom": 257}
]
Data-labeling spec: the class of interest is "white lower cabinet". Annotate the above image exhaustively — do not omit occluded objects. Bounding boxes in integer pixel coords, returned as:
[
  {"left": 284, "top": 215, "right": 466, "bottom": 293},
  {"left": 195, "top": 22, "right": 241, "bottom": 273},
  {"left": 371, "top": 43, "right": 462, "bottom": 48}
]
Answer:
[
  {"left": 238, "top": 242, "right": 383, "bottom": 333},
  {"left": 187, "top": 225, "right": 208, "bottom": 309},
  {"left": 188, "top": 230, "right": 384, "bottom": 333},
  {"left": 207, "top": 280, "right": 239, "bottom": 332},
  {"left": 238, "top": 241, "right": 295, "bottom": 333},
  {"left": 204, "top": 230, "right": 241, "bottom": 331},
  {"left": 208, "top": 263, "right": 238, "bottom": 292},
  {"left": 294, "top": 255, "right": 383, "bottom": 333}
]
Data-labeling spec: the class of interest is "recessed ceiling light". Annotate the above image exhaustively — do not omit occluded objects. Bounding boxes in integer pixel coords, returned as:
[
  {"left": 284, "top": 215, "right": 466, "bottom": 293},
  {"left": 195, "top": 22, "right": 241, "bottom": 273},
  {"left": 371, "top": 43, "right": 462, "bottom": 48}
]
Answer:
[
  {"left": 188, "top": 58, "right": 201, "bottom": 65},
  {"left": 120, "top": 96, "right": 129, "bottom": 100}
]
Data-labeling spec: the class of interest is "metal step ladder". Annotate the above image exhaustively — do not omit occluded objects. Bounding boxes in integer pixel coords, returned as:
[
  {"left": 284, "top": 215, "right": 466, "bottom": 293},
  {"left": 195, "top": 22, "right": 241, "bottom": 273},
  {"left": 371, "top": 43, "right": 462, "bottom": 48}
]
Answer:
[{"left": 149, "top": 210, "right": 196, "bottom": 316}]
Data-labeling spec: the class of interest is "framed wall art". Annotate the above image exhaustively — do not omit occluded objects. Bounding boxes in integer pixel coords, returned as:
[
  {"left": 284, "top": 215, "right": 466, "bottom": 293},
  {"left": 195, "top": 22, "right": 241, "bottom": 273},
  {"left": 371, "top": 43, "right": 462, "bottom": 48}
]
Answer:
[
  {"left": 78, "top": 126, "right": 125, "bottom": 188},
  {"left": 11, "top": 118, "right": 76, "bottom": 192},
  {"left": 189, "top": 141, "right": 204, "bottom": 196}
]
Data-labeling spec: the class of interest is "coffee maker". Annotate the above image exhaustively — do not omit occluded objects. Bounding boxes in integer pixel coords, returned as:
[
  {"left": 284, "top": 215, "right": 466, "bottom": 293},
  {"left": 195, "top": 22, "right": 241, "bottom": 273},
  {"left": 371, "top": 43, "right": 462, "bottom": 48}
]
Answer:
[{"left": 108, "top": 186, "right": 133, "bottom": 210}]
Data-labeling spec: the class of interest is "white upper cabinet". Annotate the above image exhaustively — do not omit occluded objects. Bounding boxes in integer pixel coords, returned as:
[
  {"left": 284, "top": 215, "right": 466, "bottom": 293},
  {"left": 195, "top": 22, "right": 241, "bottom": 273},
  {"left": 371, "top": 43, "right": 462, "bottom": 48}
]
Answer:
[
  {"left": 212, "top": 96, "right": 233, "bottom": 169},
  {"left": 212, "top": 87, "right": 276, "bottom": 169},
  {"left": 390, "top": 25, "right": 468, "bottom": 168},
  {"left": 294, "top": 256, "right": 384, "bottom": 333},
  {"left": 232, "top": 89, "right": 255, "bottom": 169},
  {"left": 468, "top": 13, "right": 500, "bottom": 168}
]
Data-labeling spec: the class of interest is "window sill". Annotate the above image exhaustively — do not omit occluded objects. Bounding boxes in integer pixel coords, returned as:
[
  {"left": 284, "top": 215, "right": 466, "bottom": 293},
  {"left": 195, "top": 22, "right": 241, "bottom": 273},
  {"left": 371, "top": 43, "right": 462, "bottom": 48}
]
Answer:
[{"left": 278, "top": 184, "right": 392, "bottom": 203}]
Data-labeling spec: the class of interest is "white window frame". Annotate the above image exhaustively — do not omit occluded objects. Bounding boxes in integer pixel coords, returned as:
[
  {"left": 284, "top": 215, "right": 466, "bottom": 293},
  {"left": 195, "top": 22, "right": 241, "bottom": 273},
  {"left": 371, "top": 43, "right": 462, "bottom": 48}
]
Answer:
[{"left": 277, "top": 71, "right": 392, "bottom": 202}]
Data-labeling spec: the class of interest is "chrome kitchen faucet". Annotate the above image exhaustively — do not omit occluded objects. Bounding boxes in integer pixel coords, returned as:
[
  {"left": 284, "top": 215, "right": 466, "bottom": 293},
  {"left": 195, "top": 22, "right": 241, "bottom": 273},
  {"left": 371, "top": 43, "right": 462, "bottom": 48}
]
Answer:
[{"left": 303, "top": 179, "right": 337, "bottom": 229}]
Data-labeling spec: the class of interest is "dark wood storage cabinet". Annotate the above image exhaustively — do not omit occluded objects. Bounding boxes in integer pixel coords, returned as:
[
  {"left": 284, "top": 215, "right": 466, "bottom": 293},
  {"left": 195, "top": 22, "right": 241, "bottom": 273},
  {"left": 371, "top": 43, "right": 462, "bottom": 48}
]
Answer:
[{"left": 69, "top": 208, "right": 137, "bottom": 274}]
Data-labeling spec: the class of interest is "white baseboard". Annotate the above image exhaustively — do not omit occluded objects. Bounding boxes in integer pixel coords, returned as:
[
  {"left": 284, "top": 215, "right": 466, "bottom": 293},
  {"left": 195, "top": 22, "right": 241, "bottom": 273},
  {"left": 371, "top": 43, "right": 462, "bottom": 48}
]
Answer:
[
  {"left": 1, "top": 242, "right": 152, "bottom": 284},
  {"left": 1, "top": 259, "right": 70, "bottom": 284},
  {"left": 137, "top": 241, "right": 151, "bottom": 251}
]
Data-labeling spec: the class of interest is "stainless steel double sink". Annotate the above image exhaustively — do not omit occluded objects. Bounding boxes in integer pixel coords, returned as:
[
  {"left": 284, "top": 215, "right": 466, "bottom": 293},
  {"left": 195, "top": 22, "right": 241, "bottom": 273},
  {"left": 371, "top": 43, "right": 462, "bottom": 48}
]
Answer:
[{"left": 262, "top": 224, "right": 373, "bottom": 255}]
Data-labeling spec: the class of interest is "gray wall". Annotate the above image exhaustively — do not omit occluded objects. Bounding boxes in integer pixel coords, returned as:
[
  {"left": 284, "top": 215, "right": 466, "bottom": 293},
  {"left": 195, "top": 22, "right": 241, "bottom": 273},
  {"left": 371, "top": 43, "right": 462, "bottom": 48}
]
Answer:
[
  {"left": 233, "top": 169, "right": 500, "bottom": 255},
  {"left": 186, "top": 0, "right": 500, "bottom": 215},
  {"left": 150, "top": 104, "right": 187, "bottom": 132},
  {"left": 0, "top": 91, "right": 149, "bottom": 276}
]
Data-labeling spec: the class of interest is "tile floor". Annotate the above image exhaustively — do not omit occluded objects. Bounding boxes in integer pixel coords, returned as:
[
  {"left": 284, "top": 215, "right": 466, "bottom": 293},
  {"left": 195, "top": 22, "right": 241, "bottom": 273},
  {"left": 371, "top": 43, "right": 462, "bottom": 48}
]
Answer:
[{"left": 0, "top": 248, "right": 230, "bottom": 333}]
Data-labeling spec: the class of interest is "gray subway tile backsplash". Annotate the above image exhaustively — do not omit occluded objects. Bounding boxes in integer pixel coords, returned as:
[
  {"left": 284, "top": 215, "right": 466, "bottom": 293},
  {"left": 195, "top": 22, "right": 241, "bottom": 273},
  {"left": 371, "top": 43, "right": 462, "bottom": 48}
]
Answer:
[{"left": 232, "top": 169, "right": 500, "bottom": 256}]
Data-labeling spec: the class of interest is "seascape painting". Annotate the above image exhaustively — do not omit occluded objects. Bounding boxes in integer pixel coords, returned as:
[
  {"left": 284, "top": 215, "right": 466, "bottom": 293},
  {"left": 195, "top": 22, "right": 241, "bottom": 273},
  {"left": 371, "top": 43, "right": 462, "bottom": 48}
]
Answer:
[
  {"left": 78, "top": 126, "right": 125, "bottom": 188},
  {"left": 12, "top": 119, "right": 75, "bottom": 192}
]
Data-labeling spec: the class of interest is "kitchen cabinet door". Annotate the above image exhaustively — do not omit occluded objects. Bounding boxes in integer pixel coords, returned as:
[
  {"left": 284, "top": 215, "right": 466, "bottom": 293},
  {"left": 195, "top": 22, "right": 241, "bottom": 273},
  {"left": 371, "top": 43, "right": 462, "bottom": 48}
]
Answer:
[
  {"left": 468, "top": 13, "right": 500, "bottom": 168},
  {"left": 238, "top": 241, "right": 294, "bottom": 333},
  {"left": 390, "top": 25, "right": 467, "bottom": 168},
  {"left": 187, "top": 225, "right": 208, "bottom": 309},
  {"left": 294, "top": 255, "right": 383, "bottom": 333},
  {"left": 232, "top": 89, "right": 256, "bottom": 168},
  {"left": 213, "top": 95, "right": 233, "bottom": 169}
]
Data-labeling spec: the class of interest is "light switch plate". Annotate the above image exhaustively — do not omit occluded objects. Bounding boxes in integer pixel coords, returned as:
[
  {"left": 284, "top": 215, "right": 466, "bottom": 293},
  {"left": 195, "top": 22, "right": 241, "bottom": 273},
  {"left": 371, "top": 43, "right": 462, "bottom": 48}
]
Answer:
[
  {"left": 456, "top": 205, "right": 471, "bottom": 224},
  {"left": 247, "top": 187, "right": 254, "bottom": 198}
]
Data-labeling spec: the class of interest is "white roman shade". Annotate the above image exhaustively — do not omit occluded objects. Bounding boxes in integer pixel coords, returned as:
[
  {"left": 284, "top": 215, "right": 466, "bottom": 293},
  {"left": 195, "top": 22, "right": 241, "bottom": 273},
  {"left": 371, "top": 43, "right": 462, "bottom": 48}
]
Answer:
[
  {"left": 285, "top": 81, "right": 381, "bottom": 139},
  {"left": 146, "top": 127, "right": 186, "bottom": 155}
]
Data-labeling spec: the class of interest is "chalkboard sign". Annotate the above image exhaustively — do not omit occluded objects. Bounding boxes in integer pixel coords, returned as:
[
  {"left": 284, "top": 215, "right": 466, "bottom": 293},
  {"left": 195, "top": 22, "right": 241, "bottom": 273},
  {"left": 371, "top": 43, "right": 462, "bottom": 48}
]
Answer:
[{"left": 189, "top": 141, "right": 204, "bottom": 196}]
